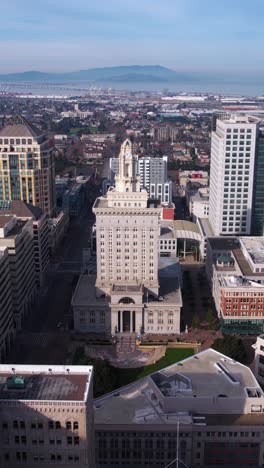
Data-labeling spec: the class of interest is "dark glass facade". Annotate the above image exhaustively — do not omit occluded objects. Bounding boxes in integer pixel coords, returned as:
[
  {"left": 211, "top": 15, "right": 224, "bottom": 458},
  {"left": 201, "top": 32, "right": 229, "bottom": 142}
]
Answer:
[{"left": 252, "top": 131, "right": 264, "bottom": 235}]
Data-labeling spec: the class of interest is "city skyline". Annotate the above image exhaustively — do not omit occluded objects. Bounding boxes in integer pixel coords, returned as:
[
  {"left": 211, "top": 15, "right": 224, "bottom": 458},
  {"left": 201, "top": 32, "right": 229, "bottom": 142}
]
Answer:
[{"left": 1, "top": 0, "right": 264, "bottom": 76}]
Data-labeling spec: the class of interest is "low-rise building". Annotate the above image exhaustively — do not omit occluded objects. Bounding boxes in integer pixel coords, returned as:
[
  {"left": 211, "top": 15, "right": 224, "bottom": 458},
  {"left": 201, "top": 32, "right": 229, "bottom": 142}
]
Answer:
[
  {"left": 95, "top": 348, "right": 264, "bottom": 467},
  {"left": 0, "top": 247, "right": 14, "bottom": 362},
  {"left": 207, "top": 237, "right": 264, "bottom": 334},
  {"left": 179, "top": 170, "right": 209, "bottom": 188},
  {"left": 189, "top": 187, "right": 209, "bottom": 222},
  {"left": 0, "top": 364, "right": 94, "bottom": 467}
]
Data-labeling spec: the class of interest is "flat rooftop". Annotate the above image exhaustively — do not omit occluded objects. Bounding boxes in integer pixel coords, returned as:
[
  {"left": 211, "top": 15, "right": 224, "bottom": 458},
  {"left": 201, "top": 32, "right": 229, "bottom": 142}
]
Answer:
[
  {"left": 153, "top": 348, "right": 260, "bottom": 398},
  {"left": 208, "top": 237, "right": 264, "bottom": 277},
  {"left": 197, "top": 218, "right": 214, "bottom": 238},
  {"left": 218, "top": 275, "right": 264, "bottom": 289},
  {"left": 0, "top": 215, "right": 14, "bottom": 228},
  {"left": 94, "top": 349, "right": 264, "bottom": 427},
  {"left": 0, "top": 365, "right": 92, "bottom": 402},
  {"left": 240, "top": 237, "right": 264, "bottom": 265},
  {"left": 0, "top": 219, "right": 28, "bottom": 239},
  {"left": 94, "top": 349, "right": 262, "bottom": 426},
  {"left": 207, "top": 237, "right": 239, "bottom": 251},
  {"left": 71, "top": 274, "right": 105, "bottom": 306},
  {"left": 112, "top": 284, "right": 143, "bottom": 293}
]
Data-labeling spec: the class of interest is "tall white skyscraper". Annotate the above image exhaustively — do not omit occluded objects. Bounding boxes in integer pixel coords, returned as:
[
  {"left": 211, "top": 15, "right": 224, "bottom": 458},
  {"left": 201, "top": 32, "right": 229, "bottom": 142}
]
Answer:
[{"left": 209, "top": 115, "right": 258, "bottom": 236}]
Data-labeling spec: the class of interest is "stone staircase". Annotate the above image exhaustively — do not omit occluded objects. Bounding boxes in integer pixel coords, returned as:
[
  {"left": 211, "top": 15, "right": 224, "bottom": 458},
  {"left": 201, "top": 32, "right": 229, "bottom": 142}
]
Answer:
[{"left": 116, "top": 334, "right": 137, "bottom": 355}]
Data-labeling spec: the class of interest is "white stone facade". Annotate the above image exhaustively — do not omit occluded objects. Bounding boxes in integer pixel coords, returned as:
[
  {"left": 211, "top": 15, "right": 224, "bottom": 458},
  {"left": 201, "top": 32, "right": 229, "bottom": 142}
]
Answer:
[
  {"left": 209, "top": 115, "right": 258, "bottom": 236},
  {"left": 72, "top": 140, "right": 182, "bottom": 336}
]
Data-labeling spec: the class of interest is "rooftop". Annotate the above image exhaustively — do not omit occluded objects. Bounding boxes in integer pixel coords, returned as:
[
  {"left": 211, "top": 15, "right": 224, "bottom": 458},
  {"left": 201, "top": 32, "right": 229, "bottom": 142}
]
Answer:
[
  {"left": 0, "top": 218, "right": 28, "bottom": 239},
  {"left": 0, "top": 365, "right": 92, "bottom": 402},
  {"left": 71, "top": 274, "right": 105, "bottom": 307},
  {"left": 0, "top": 215, "right": 14, "bottom": 229},
  {"left": 0, "top": 200, "right": 43, "bottom": 220},
  {"left": 197, "top": 218, "right": 215, "bottom": 238},
  {"left": 207, "top": 236, "right": 240, "bottom": 251},
  {"left": 218, "top": 275, "right": 264, "bottom": 289},
  {"left": 0, "top": 115, "right": 42, "bottom": 138},
  {"left": 112, "top": 284, "right": 143, "bottom": 293},
  {"left": 94, "top": 349, "right": 262, "bottom": 426},
  {"left": 240, "top": 237, "right": 264, "bottom": 265}
]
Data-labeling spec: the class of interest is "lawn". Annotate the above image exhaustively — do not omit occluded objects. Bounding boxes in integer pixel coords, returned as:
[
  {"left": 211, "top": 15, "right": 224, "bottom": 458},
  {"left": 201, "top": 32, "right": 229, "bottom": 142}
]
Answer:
[
  {"left": 115, "top": 348, "right": 194, "bottom": 388},
  {"left": 72, "top": 346, "right": 194, "bottom": 397},
  {"left": 69, "top": 127, "right": 82, "bottom": 135}
]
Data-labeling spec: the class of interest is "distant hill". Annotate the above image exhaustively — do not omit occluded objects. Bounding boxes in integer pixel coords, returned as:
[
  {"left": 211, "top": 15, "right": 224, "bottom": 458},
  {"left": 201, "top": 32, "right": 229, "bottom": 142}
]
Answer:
[{"left": 0, "top": 65, "right": 197, "bottom": 83}]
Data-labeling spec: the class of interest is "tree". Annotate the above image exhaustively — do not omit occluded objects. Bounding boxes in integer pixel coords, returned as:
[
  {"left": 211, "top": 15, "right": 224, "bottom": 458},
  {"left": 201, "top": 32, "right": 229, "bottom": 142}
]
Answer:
[
  {"left": 191, "top": 315, "right": 201, "bottom": 329},
  {"left": 72, "top": 347, "right": 117, "bottom": 396},
  {"left": 211, "top": 335, "right": 247, "bottom": 363},
  {"left": 206, "top": 308, "right": 215, "bottom": 330}
]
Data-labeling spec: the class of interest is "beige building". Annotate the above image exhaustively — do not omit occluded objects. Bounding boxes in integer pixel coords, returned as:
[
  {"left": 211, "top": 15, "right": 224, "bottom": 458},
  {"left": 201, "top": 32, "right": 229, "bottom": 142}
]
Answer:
[
  {"left": 0, "top": 246, "right": 14, "bottom": 362},
  {"left": 253, "top": 334, "right": 264, "bottom": 386},
  {"left": 0, "top": 364, "right": 94, "bottom": 467},
  {"left": 95, "top": 348, "right": 264, "bottom": 467},
  {"left": 72, "top": 140, "right": 182, "bottom": 336},
  {"left": 0, "top": 116, "right": 56, "bottom": 217},
  {"left": 0, "top": 215, "right": 36, "bottom": 330},
  {"left": 0, "top": 200, "right": 49, "bottom": 288}
]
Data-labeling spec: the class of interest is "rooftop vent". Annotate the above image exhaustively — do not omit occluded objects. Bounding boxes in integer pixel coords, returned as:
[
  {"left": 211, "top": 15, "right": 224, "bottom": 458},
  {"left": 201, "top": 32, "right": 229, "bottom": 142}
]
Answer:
[{"left": 6, "top": 376, "right": 25, "bottom": 389}]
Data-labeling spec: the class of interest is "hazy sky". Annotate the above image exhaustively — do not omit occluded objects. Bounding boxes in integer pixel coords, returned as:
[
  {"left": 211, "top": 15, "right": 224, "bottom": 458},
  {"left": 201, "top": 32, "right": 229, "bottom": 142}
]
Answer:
[{"left": 1, "top": 0, "right": 264, "bottom": 74}]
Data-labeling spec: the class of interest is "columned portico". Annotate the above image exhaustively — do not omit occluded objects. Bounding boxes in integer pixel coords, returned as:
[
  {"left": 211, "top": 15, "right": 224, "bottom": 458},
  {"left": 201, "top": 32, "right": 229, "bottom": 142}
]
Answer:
[{"left": 117, "top": 310, "right": 136, "bottom": 333}]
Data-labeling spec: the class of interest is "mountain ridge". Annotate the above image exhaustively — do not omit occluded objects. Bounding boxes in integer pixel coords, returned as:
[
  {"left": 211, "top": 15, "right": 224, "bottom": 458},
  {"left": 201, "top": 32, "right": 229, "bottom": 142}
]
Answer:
[{"left": 0, "top": 65, "right": 197, "bottom": 83}]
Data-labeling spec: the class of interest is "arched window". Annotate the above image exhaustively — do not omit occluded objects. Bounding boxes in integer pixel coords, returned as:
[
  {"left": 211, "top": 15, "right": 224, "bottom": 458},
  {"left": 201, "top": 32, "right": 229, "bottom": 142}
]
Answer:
[
  {"left": 118, "top": 297, "right": 135, "bottom": 304},
  {"left": 73, "top": 421, "right": 79, "bottom": 430},
  {"left": 66, "top": 421, "right": 71, "bottom": 430}
]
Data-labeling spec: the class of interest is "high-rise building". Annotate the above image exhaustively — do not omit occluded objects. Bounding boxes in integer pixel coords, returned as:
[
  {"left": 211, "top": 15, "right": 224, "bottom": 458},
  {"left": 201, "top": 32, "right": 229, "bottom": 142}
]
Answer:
[
  {"left": 96, "top": 140, "right": 160, "bottom": 294},
  {"left": 0, "top": 364, "right": 94, "bottom": 468},
  {"left": 209, "top": 114, "right": 258, "bottom": 236},
  {"left": 138, "top": 156, "right": 172, "bottom": 204},
  {"left": 0, "top": 215, "right": 36, "bottom": 330},
  {"left": 252, "top": 129, "right": 264, "bottom": 235},
  {"left": 72, "top": 140, "right": 182, "bottom": 335},
  {"left": 0, "top": 200, "right": 49, "bottom": 288},
  {"left": 108, "top": 155, "right": 172, "bottom": 204},
  {"left": 154, "top": 125, "right": 178, "bottom": 142},
  {"left": 0, "top": 246, "right": 14, "bottom": 362},
  {"left": 0, "top": 116, "right": 56, "bottom": 217}
]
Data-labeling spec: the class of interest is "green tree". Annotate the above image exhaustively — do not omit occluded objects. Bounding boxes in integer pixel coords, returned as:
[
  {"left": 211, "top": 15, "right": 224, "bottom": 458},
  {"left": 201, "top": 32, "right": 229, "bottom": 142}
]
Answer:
[
  {"left": 191, "top": 315, "right": 201, "bottom": 329},
  {"left": 206, "top": 308, "right": 215, "bottom": 330},
  {"left": 72, "top": 347, "right": 117, "bottom": 396},
  {"left": 211, "top": 335, "right": 247, "bottom": 363}
]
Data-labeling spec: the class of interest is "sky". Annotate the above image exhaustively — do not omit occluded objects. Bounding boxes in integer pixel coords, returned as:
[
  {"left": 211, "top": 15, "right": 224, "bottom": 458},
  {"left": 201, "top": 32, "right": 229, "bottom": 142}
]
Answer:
[{"left": 1, "top": 0, "right": 264, "bottom": 75}]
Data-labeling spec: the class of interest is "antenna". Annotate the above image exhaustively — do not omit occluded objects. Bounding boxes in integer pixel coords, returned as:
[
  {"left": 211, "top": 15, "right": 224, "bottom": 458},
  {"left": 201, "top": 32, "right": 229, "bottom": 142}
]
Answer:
[{"left": 163, "top": 419, "right": 190, "bottom": 468}]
